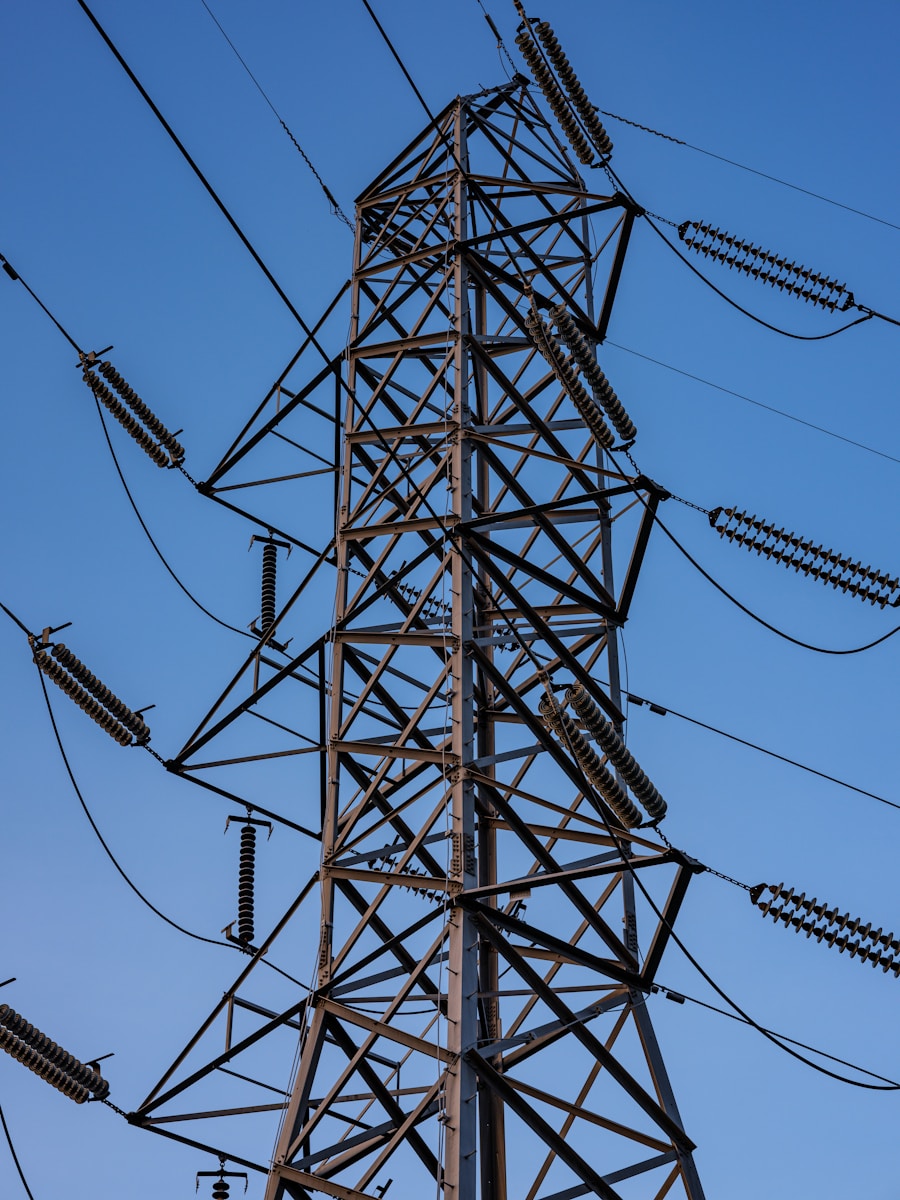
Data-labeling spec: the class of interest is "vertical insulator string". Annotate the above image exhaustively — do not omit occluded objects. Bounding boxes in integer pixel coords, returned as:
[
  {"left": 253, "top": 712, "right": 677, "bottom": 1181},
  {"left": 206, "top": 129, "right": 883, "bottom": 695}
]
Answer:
[
  {"left": 261, "top": 543, "right": 278, "bottom": 634},
  {"left": 237, "top": 823, "right": 257, "bottom": 945}
]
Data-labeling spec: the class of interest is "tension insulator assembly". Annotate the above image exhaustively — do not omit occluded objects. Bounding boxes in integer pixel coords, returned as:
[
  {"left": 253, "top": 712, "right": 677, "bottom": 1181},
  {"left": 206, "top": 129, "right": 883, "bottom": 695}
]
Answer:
[
  {"left": 81, "top": 357, "right": 185, "bottom": 468},
  {"left": 515, "top": 18, "right": 612, "bottom": 165},
  {"left": 750, "top": 883, "right": 900, "bottom": 976},
  {"left": 677, "top": 222, "right": 854, "bottom": 313},
  {"left": 550, "top": 305, "right": 636, "bottom": 442},
  {"left": 708, "top": 507, "right": 900, "bottom": 608},
  {"left": 225, "top": 816, "right": 272, "bottom": 947},
  {"left": 538, "top": 692, "right": 641, "bottom": 828},
  {"left": 33, "top": 641, "right": 150, "bottom": 746},
  {"left": 0, "top": 1003, "right": 109, "bottom": 1102},
  {"left": 525, "top": 307, "right": 616, "bottom": 450},
  {"left": 565, "top": 682, "right": 666, "bottom": 821}
]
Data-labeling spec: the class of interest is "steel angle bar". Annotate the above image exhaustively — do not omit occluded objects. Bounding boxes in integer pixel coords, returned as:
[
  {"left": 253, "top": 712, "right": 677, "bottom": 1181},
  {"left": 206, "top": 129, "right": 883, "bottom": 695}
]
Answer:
[
  {"left": 467, "top": 562, "right": 624, "bottom": 724},
  {"left": 461, "top": 849, "right": 670, "bottom": 901},
  {"left": 536, "top": 1153, "right": 680, "bottom": 1200},
  {"left": 273, "top": 1166, "right": 380, "bottom": 1200},
  {"left": 142, "top": 1101, "right": 288, "bottom": 1124},
  {"left": 471, "top": 917, "right": 695, "bottom": 1151},
  {"left": 466, "top": 529, "right": 616, "bottom": 622},
  {"left": 461, "top": 197, "right": 627, "bottom": 251},
  {"left": 465, "top": 1050, "right": 627, "bottom": 1200},
  {"left": 506, "top": 1073, "right": 671, "bottom": 1153},
  {"left": 640, "top": 866, "right": 696, "bottom": 984}
]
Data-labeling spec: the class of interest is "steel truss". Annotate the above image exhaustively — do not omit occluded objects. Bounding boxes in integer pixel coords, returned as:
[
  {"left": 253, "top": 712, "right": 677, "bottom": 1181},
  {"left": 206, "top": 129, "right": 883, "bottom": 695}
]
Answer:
[{"left": 134, "top": 80, "right": 705, "bottom": 1200}]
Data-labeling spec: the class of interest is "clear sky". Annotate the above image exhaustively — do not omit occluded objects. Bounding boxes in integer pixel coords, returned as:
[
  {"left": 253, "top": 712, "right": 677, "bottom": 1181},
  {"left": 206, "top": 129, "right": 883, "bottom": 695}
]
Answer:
[{"left": 1, "top": 1, "right": 898, "bottom": 1198}]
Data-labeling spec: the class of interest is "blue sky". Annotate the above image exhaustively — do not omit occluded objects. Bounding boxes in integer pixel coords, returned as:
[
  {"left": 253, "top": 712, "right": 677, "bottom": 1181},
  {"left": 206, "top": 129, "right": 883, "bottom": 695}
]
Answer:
[{"left": 1, "top": 1, "right": 898, "bottom": 1197}]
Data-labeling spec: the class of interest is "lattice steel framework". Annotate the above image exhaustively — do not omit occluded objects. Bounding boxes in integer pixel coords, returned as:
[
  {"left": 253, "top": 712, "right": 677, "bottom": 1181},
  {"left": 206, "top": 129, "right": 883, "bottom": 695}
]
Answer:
[{"left": 133, "top": 80, "right": 706, "bottom": 1200}]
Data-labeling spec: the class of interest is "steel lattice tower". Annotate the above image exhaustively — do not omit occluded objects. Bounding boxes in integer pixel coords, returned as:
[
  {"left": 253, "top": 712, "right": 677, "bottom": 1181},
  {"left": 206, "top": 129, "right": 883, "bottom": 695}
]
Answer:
[{"left": 135, "top": 79, "right": 706, "bottom": 1200}]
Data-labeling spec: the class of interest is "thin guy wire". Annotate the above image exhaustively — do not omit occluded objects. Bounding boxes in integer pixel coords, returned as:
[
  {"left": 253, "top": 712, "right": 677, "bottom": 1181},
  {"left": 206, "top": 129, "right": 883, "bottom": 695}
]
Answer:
[
  {"left": 597, "top": 109, "right": 900, "bottom": 235},
  {"left": 197, "top": 0, "right": 353, "bottom": 228},
  {"left": 605, "top": 340, "right": 900, "bottom": 467},
  {"left": 638, "top": 695, "right": 900, "bottom": 814},
  {"left": 0, "top": 1106, "right": 36, "bottom": 1200}
]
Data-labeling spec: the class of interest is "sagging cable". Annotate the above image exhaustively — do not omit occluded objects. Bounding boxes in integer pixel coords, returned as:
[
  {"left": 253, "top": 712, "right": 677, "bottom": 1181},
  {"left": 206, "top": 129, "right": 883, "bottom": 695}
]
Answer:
[
  {"left": 751, "top": 883, "right": 900, "bottom": 977},
  {"left": 81, "top": 354, "right": 185, "bottom": 468},
  {"left": 709, "top": 507, "right": 899, "bottom": 608}
]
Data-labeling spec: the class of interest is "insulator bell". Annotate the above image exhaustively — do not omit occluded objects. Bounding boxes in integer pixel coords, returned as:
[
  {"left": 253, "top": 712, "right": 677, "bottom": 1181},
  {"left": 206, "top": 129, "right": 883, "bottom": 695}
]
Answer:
[
  {"left": 550, "top": 305, "right": 636, "bottom": 441},
  {"left": 0, "top": 1005, "right": 109, "bottom": 1100},
  {"left": 750, "top": 884, "right": 898, "bottom": 979},
  {"left": 709, "top": 507, "right": 899, "bottom": 608},
  {"left": 34, "top": 650, "right": 137, "bottom": 746},
  {"left": 677, "top": 222, "right": 853, "bottom": 312},
  {"left": 525, "top": 308, "right": 615, "bottom": 449},
  {"left": 538, "top": 692, "right": 641, "bottom": 828},
  {"left": 237, "top": 823, "right": 257, "bottom": 945},
  {"left": 261, "top": 543, "right": 278, "bottom": 634},
  {"left": 565, "top": 682, "right": 666, "bottom": 820},
  {"left": 515, "top": 25, "right": 595, "bottom": 165},
  {"left": 82, "top": 363, "right": 184, "bottom": 466}
]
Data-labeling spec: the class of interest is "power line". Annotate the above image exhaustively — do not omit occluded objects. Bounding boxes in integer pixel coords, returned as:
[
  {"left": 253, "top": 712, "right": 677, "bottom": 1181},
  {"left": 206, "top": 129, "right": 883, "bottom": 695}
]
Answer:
[
  {"left": 197, "top": 0, "right": 353, "bottom": 229},
  {"left": 653, "top": 983, "right": 900, "bottom": 1087},
  {"left": 646, "top": 503, "right": 900, "bottom": 656},
  {"left": 641, "top": 214, "right": 875, "bottom": 342},
  {"left": 598, "top": 110, "right": 900, "bottom": 236},
  {"left": 629, "top": 692, "right": 900, "bottom": 814},
  {"left": 75, "top": 0, "right": 312, "bottom": 337},
  {"left": 0, "top": 253, "right": 83, "bottom": 353},
  {"left": 93, "top": 398, "right": 256, "bottom": 642},
  {"left": 605, "top": 341, "right": 900, "bottom": 467},
  {"left": 0, "top": 1106, "right": 35, "bottom": 1200}
]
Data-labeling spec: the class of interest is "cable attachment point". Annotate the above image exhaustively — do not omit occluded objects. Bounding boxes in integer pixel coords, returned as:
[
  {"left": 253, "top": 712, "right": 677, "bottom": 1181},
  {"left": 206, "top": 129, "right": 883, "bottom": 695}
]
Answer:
[
  {"left": 196, "top": 1164, "right": 248, "bottom": 1200},
  {"left": 81, "top": 356, "right": 185, "bottom": 468},
  {"left": 710, "top": 506, "right": 900, "bottom": 608}
]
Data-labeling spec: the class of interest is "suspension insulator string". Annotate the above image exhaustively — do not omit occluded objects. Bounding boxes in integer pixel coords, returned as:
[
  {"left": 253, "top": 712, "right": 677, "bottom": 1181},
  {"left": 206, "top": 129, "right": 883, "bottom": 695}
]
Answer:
[
  {"left": 196, "top": 1165, "right": 249, "bottom": 1199},
  {"left": 677, "top": 222, "right": 854, "bottom": 313},
  {"left": 249, "top": 534, "right": 291, "bottom": 643},
  {"left": 750, "top": 883, "right": 900, "bottom": 976},
  {"left": 565, "top": 682, "right": 666, "bottom": 820},
  {"left": 525, "top": 305, "right": 616, "bottom": 450},
  {"left": 224, "top": 815, "right": 272, "bottom": 949},
  {"left": 32, "top": 640, "right": 150, "bottom": 746},
  {"left": 550, "top": 304, "right": 636, "bottom": 442},
  {"left": 81, "top": 357, "right": 185, "bottom": 468},
  {"left": 0, "top": 1004, "right": 109, "bottom": 1102},
  {"left": 708, "top": 507, "right": 900, "bottom": 608},
  {"left": 538, "top": 692, "right": 642, "bottom": 828}
]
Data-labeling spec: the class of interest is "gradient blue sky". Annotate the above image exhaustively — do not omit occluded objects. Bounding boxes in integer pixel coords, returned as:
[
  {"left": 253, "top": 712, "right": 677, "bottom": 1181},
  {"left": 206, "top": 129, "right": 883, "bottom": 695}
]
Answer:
[{"left": 1, "top": 2, "right": 898, "bottom": 1198}]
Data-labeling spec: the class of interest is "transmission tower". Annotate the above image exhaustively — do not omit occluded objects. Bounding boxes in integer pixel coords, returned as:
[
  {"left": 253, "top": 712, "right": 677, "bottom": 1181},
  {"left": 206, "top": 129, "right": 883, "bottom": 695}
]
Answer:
[{"left": 133, "top": 78, "right": 706, "bottom": 1200}]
